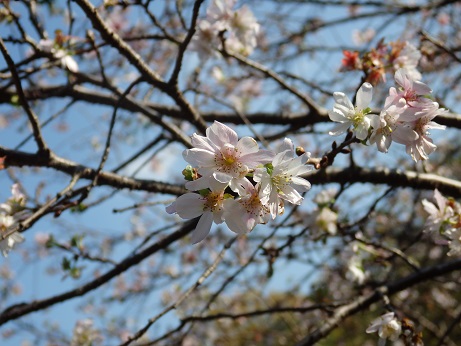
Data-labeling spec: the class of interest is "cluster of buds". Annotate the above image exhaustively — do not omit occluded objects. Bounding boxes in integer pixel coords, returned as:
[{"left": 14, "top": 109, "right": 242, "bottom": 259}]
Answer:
[{"left": 341, "top": 40, "right": 421, "bottom": 85}]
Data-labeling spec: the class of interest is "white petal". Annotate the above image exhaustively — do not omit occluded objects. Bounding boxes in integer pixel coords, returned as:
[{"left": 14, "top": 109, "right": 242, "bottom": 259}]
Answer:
[
  {"left": 356, "top": 82, "right": 373, "bottom": 110},
  {"left": 173, "top": 193, "right": 204, "bottom": 219},
  {"left": 279, "top": 185, "right": 303, "bottom": 204},
  {"left": 329, "top": 122, "right": 351, "bottom": 136},
  {"left": 191, "top": 133, "right": 216, "bottom": 151},
  {"left": 191, "top": 212, "right": 213, "bottom": 244},
  {"left": 182, "top": 148, "right": 215, "bottom": 167},
  {"left": 63, "top": 55, "right": 79, "bottom": 73},
  {"left": 236, "top": 136, "right": 259, "bottom": 154},
  {"left": 291, "top": 176, "right": 311, "bottom": 191},
  {"left": 185, "top": 176, "right": 212, "bottom": 191},
  {"left": 328, "top": 109, "right": 347, "bottom": 123},
  {"left": 240, "top": 149, "right": 274, "bottom": 165},
  {"left": 207, "top": 121, "right": 238, "bottom": 147},
  {"left": 413, "top": 80, "right": 432, "bottom": 95},
  {"left": 333, "top": 92, "right": 354, "bottom": 110}
]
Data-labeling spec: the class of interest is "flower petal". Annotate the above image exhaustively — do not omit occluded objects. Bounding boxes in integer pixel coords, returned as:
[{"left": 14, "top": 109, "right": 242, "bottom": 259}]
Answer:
[
  {"left": 191, "top": 212, "right": 214, "bottom": 244},
  {"left": 356, "top": 82, "right": 373, "bottom": 110}
]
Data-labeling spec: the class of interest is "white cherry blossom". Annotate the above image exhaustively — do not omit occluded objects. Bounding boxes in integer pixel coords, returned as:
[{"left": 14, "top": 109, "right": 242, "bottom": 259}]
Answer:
[
  {"left": 328, "top": 82, "right": 374, "bottom": 140},
  {"left": 166, "top": 179, "right": 227, "bottom": 244},
  {"left": 422, "top": 189, "right": 454, "bottom": 234},
  {"left": 366, "top": 312, "right": 402, "bottom": 346},
  {"left": 38, "top": 39, "right": 78, "bottom": 73},
  {"left": 253, "top": 138, "right": 312, "bottom": 219},
  {"left": 392, "top": 41, "right": 422, "bottom": 80},
  {"left": 369, "top": 100, "right": 417, "bottom": 153},
  {"left": 0, "top": 213, "right": 24, "bottom": 257}
]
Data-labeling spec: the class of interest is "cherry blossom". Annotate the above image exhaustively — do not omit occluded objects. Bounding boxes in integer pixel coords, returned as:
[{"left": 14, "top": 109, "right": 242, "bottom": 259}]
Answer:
[
  {"left": 404, "top": 103, "right": 447, "bottom": 161},
  {"left": 328, "top": 82, "right": 374, "bottom": 140},
  {"left": 422, "top": 189, "right": 461, "bottom": 257},
  {"left": 386, "top": 68, "right": 433, "bottom": 117},
  {"left": 366, "top": 312, "right": 402, "bottom": 346},
  {"left": 311, "top": 207, "right": 338, "bottom": 235},
  {"left": 166, "top": 179, "right": 227, "bottom": 244},
  {"left": 189, "top": 20, "right": 221, "bottom": 61},
  {"left": 0, "top": 213, "right": 24, "bottom": 257},
  {"left": 391, "top": 41, "right": 422, "bottom": 80},
  {"left": 191, "top": 0, "right": 260, "bottom": 59},
  {"left": 38, "top": 39, "right": 79, "bottom": 73},
  {"left": 183, "top": 121, "right": 273, "bottom": 193},
  {"left": 0, "top": 183, "right": 26, "bottom": 215},
  {"left": 447, "top": 229, "right": 461, "bottom": 257},
  {"left": 253, "top": 138, "right": 312, "bottom": 219},
  {"left": 369, "top": 101, "right": 417, "bottom": 153},
  {"left": 422, "top": 189, "right": 454, "bottom": 234},
  {"left": 222, "top": 179, "right": 271, "bottom": 234}
]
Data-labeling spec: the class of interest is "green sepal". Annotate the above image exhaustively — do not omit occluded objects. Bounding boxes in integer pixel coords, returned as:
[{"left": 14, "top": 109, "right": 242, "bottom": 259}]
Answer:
[{"left": 182, "top": 165, "right": 195, "bottom": 181}]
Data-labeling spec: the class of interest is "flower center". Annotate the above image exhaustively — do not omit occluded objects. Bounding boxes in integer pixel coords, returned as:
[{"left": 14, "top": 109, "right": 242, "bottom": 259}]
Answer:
[{"left": 203, "top": 191, "right": 224, "bottom": 213}]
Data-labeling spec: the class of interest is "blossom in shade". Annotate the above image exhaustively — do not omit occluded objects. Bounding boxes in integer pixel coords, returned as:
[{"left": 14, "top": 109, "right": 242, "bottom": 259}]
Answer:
[
  {"left": 253, "top": 138, "right": 312, "bottom": 219},
  {"left": 447, "top": 229, "right": 461, "bottom": 257},
  {"left": 422, "top": 189, "right": 454, "bottom": 234},
  {"left": 328, "top": 82, "right": 373, "bottom": 140},
  {"left": 189, "top": 20, "right": 221, "bottom": 61},
  {"left": 346, "top": 256, "right": 366, "bottom": 285},
  {"left": 366, "top": 312, "right": 402, "bottom": 346},
  {"left": 311, "top": 207, "right": 338, "bottom": 235},
  {"left": 422, "top": 189, "right": 461, "bottom": 257},
  {"left": 71, "top": 319, "right": 102, "bottom": 346}
]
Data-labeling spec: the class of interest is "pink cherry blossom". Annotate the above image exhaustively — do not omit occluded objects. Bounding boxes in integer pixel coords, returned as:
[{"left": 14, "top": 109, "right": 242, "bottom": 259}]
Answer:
[
  {"left": 404, "top": 103, "right": 446, "bottom": 161},
  {"left": 183, "top": 121, "right": 273, "bottom": 193},
  {"left": 223, "top": 179, "right": 270, "bottom": 234}
]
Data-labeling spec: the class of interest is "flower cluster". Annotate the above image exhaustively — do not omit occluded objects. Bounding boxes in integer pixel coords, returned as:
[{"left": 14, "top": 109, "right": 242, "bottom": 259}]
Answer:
[
  {"left": 0, "top": 184, "right": 26, "bottom": 257},
  {"left": 328, "top": 68, "right": 446, "bottom": 161},
  {"left": 341, "top": 40, "right": 421, "bottom": 85},
  {"left": 190, "top": 0, "right": 260, "bottom": 59},
  {"left": 366, "top": 312, "right": 402, "bottom": 346},
  {"left": 422, "top": 189, "right": 461, "bottom": 256},
  {"left": 166, "top": 121, "right": 312, "bottom": 243}
]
